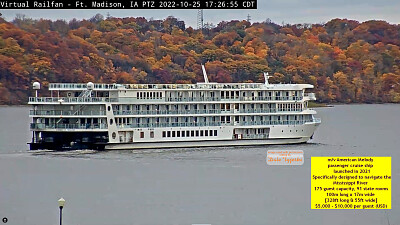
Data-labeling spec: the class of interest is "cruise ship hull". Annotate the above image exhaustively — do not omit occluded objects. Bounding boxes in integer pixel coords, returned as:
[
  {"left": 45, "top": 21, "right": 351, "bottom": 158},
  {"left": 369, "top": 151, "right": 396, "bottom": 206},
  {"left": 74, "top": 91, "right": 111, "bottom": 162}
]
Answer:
[{"left": 105, "top": 137, "right": 312, "bottom": 150}]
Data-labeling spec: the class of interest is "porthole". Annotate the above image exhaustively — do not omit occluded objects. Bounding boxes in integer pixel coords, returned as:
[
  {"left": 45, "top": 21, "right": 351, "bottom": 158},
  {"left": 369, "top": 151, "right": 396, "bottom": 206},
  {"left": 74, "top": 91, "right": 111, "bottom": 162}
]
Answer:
[
  {"left": 109, "top": 119, "right": 113, "bottom": 125},
  {"left": 107, "top": 106, "right": 111, "bottom": 111},
  {"left": 112, "top": 132, "right": 116, "bottom": 139},
  {"left": 282, "top": 130, "right": 284, "bottom": 132}
]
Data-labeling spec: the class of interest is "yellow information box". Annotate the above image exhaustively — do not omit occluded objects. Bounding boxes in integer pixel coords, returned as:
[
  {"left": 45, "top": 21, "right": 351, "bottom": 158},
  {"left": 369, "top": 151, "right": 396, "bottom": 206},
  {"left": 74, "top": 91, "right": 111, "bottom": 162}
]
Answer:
[{"left": 311, "top": 157, "right": 391, "bottom": 209}]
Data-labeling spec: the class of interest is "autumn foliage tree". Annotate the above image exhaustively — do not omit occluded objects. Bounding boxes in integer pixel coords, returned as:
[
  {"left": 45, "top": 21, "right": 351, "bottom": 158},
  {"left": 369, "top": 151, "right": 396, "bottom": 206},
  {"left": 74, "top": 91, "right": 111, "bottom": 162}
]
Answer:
[{"left": 0, "top": 15, "right": 399, "bottom": 104}]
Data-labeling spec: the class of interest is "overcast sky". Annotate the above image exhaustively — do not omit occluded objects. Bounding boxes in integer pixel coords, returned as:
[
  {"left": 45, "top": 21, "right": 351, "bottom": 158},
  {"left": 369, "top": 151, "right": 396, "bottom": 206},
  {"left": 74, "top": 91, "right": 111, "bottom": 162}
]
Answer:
[{"left": 1, "top": 0, "right": 399, "bottom": 27}]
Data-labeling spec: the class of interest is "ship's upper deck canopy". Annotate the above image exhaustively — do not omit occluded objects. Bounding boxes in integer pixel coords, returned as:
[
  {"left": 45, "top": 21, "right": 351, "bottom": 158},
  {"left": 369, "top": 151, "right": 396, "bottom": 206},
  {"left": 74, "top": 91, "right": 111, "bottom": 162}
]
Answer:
[{"left": 49, "top": 83, "right": 314, "bottom": 91}]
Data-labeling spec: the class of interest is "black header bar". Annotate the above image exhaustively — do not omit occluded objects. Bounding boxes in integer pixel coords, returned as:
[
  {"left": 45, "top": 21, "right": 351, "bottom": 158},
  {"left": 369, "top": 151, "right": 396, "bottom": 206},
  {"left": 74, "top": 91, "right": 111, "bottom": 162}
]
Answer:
[{"left": 0, "top": 0, "right": 257, "bottom": 9}]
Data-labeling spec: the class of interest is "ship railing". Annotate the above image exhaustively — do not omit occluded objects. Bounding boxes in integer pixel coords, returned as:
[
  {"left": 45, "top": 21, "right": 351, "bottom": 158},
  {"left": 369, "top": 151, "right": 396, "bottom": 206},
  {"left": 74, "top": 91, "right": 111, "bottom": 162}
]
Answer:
[
  {"left": 50, "top": 83, "right": 120, "bottom": 90},
  {"left": 240, "top": 120, "right": 316, "bottom": 126},
  {"left": 239, "top": 109, "right": 304, "bottom": 113},
  {"left": 114, "top": 109, "right": 223, "bottom": 115},
  {"left": 30, "top": 123, "right": 108, "bottom": 129},
  {"left": 50, "top": 83, "right": 268, "bottom": 90},
  {"left": 165, "top": 96, "right": 303, "bottom": 102},
  {"left": 30, "top": 110, "right": 106, "bottom": 116},
  {"left": 116, "top": 119, "right": 318, "bottom": 128},
  {"left": 165, "top": 97, "right": 220, "bottom": 102},
  {"left": 112, "top": 108, "right": 308, "bottom": 116},
  {"left": 117, "top": 122, "right": 223, "bottom": 128},
  {"left": 29, "top": 97, "right": 117, "bottom": 103},
  {"left": 221, "top": 96, "right": 303, "bottom": 101},
  {"left": 29, "top": 96, "right": 305, "bottom": 103},
  {"left": 275, "top": 108, "right": 304, "bottom": 112}
]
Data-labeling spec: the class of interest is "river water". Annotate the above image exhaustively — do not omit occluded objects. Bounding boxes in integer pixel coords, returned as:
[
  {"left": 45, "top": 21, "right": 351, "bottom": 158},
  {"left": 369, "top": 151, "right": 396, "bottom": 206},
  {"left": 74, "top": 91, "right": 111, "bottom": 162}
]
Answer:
[{"left": 0, "top": 105, "right": 398, "bottom": 225}]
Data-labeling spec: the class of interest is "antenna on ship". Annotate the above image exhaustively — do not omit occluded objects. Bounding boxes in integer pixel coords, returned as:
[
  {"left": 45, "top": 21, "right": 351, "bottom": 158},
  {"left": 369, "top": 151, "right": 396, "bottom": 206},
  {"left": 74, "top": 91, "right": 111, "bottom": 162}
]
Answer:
[
  {"left": 263, "top": 72, "right": 272, "bottom": 85},
  {"left": 201, "top": 64, "right": 209, "bottom": 83}
]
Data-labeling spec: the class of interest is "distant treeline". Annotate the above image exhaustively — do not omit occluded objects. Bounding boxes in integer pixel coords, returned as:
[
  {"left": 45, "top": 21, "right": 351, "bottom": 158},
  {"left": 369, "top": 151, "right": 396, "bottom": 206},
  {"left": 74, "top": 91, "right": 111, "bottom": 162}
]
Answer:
[{"left": 0, "top": 14, "right": 399, "bottom": 104}]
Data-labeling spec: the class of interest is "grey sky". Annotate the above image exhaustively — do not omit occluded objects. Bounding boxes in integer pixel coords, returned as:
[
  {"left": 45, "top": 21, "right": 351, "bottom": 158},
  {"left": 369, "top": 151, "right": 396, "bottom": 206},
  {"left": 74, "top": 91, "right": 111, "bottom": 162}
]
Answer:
[{"left": 1, "top": 0, "right": 399, "bottom": 27}]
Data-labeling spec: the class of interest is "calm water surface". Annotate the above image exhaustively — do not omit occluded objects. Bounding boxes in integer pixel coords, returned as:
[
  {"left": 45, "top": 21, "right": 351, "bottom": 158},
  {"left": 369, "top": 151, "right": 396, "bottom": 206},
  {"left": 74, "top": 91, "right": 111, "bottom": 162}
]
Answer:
[{"left": 0, "top": 105, "right": 399, "bottom": 225}]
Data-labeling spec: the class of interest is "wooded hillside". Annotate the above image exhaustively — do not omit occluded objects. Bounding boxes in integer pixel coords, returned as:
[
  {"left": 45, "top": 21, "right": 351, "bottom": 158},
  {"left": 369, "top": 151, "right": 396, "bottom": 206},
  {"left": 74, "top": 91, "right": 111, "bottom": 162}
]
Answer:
[{"left": 0, "top": 14, "right": 399, "bottom": 104}]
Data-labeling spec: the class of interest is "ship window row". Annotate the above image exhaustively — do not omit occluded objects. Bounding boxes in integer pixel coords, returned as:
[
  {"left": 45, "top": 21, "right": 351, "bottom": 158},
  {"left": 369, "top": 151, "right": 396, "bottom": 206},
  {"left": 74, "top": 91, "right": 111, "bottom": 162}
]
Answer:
[
  {"left": 114, "top": 115, "right": 312, "bottom": 126},
  {"left": 113, "top": 103, "right": 281, "bottom": 112},
  {"left": 136, "top": 92, "right": 163, "bottom": 99},
  {"left": 162, "top": 130, "right": 218, "bottom": 138},
  {"left": 277, "top": 103, "right": 304, "bottom": 111},
  {"left": 167, "top": 91, "right": 302, "bottom": 98}
]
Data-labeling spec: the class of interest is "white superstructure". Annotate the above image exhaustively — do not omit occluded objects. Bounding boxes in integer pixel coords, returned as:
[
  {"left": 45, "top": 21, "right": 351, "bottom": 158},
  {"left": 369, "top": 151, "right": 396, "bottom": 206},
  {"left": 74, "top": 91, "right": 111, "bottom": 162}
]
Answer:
[{"left": 28, "top": 73, "right": 321, "bottom": 150}]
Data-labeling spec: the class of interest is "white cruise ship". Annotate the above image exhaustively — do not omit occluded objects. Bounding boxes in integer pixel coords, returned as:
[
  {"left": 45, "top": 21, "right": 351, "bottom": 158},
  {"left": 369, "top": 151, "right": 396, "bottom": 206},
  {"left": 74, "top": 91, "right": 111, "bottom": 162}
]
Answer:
[{"left": 28, "top": 68, "right": 321, "bottom": 150}]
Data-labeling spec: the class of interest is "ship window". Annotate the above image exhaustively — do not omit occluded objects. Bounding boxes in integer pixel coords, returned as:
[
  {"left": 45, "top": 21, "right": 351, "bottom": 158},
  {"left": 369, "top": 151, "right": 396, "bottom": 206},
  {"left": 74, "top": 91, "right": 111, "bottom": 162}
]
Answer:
[
  {"left": 214, "top": 130, "right": 217, "bottom": 136},
  {"left": 112, "top": 132, "right": 116, "bottom": 139},
  {"left": 107, "top": 106, "right": 111, "bottom": 111},
  {"left": 109, "top": 119, "right": 113, "bottom": 125},
  {"left": 200, "top": 130, "right": 204, "bottom": 136},
  {"left": 167, "top": 131, "right": 171, "bottom": 137},
  {"left": 137, "top": 92, "right": 139, "bottom": 98},
  {"left": 177, "top": 131, "right": 180, "bottom": 137},
  {"left": 140, "top": 132, "right": 144, "bottom": 138},
  {"left": 209, "top": 130, "right": 213, "bottom": 136},
  {"left": 205, "top": 130, "right": 208, "bottom": 136},
  {"left": 172, "top": 131, "right": 176, "bottom": 137},
  {"left": 162, "top": 131, "right": 166, "bottom": 138},
  {"left": 191, "top": 131, "right": 194, "bottom": 137},
  {"left": 182, "top": 131, "right": 185, "bottom": 137},
  {"left": 196, "top": 130, "right": 199, "bottom": 137},
  {"left": 150, "top": 131, "right": 154, "bottom": 138}
]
